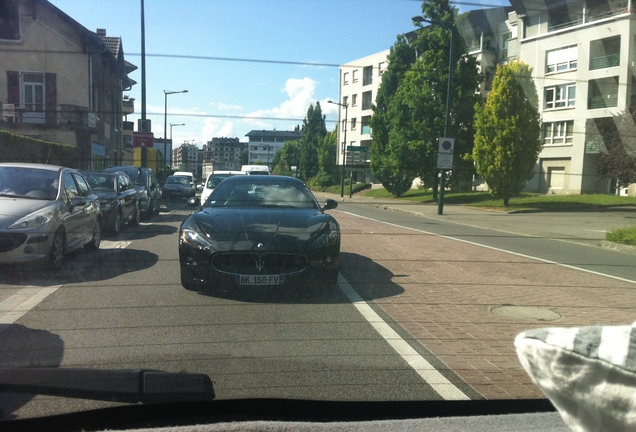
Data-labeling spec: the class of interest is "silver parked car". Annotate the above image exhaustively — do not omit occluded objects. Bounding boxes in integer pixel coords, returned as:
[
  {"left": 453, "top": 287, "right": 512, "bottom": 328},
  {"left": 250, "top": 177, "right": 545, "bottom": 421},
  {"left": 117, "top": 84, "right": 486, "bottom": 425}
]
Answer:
[{"left": 0, "top": 163, "right": 102, "bottom": 271}]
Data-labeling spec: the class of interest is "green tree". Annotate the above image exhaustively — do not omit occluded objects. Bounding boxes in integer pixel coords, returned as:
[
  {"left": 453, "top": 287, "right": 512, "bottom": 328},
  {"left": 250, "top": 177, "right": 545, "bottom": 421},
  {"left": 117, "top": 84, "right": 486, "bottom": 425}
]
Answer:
[
  {"left": 272, "top": 139, "right": 300, "bottom": 176},
  {"left": 314, "top": 129, "right": 339, "bottom": 186},
  {"left": 473, "top": 61, "right": 541, "bottom": 206},
  {"left": 370, "top": 34, "right": 417, "bottom": 197},
  {"left": 299, "top": 102, "right": 327, "bottom": 181},
  {"left": 403, "top": 0, "right": 482, "bottom": 195}
]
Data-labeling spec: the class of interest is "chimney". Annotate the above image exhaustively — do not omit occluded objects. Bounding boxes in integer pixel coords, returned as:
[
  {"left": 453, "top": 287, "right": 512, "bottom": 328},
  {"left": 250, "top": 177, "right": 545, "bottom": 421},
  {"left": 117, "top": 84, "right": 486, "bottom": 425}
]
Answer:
[{"left": 96, "top": 28, "right": 106, "bottom": 37}]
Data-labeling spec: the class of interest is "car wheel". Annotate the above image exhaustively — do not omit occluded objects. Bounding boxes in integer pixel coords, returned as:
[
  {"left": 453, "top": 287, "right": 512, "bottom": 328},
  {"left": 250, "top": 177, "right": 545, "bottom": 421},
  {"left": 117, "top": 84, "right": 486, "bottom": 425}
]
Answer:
[
  {"left": 113, "top": 209, "right": 122, "bottom": 235},
  {"left": 142, "top": 201, "right": 153, "bottom": 220},
  {"left": 129, "top": 203, "right": 141, "bottom": 227},
  {"left": 85, "top": 219, "right": 101, "bottom": 250},
  {"left": 153, "top": 198, "right": 161, "bottom": 214},
  {"left": 48, "top": 230, "right": 65, "bottom": 272}
]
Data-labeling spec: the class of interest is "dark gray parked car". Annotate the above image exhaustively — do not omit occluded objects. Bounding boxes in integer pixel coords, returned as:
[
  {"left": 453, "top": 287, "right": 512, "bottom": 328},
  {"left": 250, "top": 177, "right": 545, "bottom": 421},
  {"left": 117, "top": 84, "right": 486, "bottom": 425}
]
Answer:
[
  {"left": 82, "top": 171, "right": 141, "bottom": 235},
  {"left": 162, "top": 175, "right": 196, "bottom": 200},
  {"left": 0, "top": 163, "right": 102, "bottom": 271},
  {"left": 104, "top": 166, "right": 161, "bottom": 220}
]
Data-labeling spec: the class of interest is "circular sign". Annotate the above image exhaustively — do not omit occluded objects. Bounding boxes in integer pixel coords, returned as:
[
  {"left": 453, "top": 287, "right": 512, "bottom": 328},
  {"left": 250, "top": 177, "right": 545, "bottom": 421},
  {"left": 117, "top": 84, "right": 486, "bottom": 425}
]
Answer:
[{"left": 441, "top": 140, "right": 453, "bottom": 151}]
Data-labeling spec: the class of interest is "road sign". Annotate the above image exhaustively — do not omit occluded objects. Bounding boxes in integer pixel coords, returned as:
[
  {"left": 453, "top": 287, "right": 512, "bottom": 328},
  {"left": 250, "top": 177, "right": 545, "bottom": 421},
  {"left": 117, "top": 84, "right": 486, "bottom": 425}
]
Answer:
[
  {"left": 437, "top": 153, "right": 453, "bottom": 170},
  {"left": 438, "top": 138, "right": 454, "bottom": 153},
  {"left": 133, "top": 132, "right": 154, "bottom": 148}
]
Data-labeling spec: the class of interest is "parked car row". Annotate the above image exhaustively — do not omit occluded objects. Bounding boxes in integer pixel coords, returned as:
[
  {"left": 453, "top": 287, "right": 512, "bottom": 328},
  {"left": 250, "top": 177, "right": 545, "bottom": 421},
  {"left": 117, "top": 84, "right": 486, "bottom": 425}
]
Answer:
[{"left": 0, "top": 162, "right": 162, "bottom": 272}]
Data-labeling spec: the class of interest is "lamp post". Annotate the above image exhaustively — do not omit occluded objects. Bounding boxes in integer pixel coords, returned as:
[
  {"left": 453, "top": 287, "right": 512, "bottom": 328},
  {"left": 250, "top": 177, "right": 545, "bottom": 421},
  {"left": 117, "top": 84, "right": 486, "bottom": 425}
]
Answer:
[
  {"left": 163, "top": 90, "right": 188, "bottom": 179},
  {"left": 170, "top": 123, "right": 185, "bottom": 170},
  {"left": 328, "top": 99, "right": 348, "bottom": 198},
  {"left": 412, "top": 15, "right": 454, "bottom": 215}
]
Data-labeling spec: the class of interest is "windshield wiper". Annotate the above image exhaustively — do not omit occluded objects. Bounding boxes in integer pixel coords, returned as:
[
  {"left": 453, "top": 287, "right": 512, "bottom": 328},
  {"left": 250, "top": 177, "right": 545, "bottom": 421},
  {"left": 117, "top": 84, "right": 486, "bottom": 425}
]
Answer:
[{"left": 0, "top": 367, "right": 214, "bottom": 404}]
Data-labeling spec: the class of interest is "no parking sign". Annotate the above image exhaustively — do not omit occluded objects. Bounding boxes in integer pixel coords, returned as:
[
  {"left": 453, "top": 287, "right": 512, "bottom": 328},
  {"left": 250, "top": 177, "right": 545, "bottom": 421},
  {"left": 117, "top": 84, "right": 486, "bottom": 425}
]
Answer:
[{"left": 437, "top": 137, "right": 454, "bottom": 169}]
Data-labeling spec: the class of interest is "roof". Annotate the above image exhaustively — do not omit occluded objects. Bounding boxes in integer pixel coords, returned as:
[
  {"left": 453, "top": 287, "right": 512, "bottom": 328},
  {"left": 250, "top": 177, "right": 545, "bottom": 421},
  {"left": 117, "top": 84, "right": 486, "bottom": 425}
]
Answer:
[{"left": 245, "top": 130, "right": 304, "bottom": 139}]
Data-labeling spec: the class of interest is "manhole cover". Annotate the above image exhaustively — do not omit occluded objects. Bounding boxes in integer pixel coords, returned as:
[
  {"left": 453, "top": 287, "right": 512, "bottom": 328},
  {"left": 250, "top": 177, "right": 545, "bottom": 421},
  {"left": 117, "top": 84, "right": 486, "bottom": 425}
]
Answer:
[{"left": 490, "top": 305, "right": 561, "bottom": 321}]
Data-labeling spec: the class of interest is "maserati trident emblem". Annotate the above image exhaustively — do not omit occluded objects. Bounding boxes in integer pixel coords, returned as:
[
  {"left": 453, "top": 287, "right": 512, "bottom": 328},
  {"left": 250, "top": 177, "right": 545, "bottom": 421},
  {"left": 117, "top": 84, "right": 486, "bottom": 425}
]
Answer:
[{"left": 255, "top": 258, "right": 265, "bottom": 273}]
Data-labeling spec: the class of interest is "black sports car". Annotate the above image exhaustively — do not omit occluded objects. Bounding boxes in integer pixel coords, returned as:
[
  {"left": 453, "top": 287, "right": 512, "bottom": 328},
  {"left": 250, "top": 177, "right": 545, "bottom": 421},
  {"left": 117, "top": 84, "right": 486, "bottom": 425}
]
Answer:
[{"left": 179, "top": 175, "right": 340, "bottom": 294}]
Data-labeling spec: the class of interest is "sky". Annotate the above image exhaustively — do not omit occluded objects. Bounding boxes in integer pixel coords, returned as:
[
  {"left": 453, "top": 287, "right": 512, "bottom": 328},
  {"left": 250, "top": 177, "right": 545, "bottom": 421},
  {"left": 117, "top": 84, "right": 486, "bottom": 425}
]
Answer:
[{"left": 49, "top": 0, "right": 509, "bottom": 147}]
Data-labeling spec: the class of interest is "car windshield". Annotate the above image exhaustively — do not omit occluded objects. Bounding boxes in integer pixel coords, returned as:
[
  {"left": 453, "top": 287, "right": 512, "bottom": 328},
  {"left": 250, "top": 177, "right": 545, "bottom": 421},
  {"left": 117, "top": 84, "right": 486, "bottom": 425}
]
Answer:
[
  {"left": 166, "top": 176, "right": 189, "bottom": 185},
  {"left": 3, "top": 0, "right": 636, "bottom": 430},
  {"left": 207, "top": 178, "right": 318, "bottom": 209},
  {"left": 83, "top": 173, "right": 116, "bottom": 192},
  {"left": 0, "top": 166, "right": 59, "bottom": 200},
  {"left": 206, "top": 174, "right": 233, "bottom": 188}
]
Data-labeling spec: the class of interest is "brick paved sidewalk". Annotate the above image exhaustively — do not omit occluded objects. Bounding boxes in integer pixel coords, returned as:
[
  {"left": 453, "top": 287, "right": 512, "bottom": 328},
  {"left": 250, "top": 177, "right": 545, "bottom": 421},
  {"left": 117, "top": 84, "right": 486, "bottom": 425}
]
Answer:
[{"left": 335, "top": 210, "right": 636, "bottom": 399}]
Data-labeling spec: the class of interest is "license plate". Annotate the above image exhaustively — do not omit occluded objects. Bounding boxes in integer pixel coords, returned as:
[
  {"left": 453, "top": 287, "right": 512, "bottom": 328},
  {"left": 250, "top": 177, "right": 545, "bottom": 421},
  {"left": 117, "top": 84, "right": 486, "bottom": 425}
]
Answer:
[{"left": 238, "top": 274, "right": 281, "bottom": 286}]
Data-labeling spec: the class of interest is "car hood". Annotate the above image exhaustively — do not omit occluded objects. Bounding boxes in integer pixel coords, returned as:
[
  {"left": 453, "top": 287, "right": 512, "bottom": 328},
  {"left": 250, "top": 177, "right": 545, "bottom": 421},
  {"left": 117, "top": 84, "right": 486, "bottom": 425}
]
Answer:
[
  {"left": 0, "top": 197, "right": 56, "bottom": 227},
  {"left": 189, "top": 207, "right": 332, "bottom": 252},
  {"left": 164, "top": 184, "right": 190, "bottom": 190}
]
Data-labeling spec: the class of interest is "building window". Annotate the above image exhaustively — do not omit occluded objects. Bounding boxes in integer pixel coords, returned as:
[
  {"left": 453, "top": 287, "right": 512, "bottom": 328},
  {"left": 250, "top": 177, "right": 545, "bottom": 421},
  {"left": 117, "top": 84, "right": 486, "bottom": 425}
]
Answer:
[
  {"left": 350, "top": 117, "right": 357, "bottom": 130},
  {"left": 543, "top": 121, "right": 574, "bottom": 145},
  {"left": 342, "top": 96, "right": 348, "bottom": 106},
  {"left": 343, "top": 72, "right": 349, "bottom": 85},
  {"left": 0, "top": 0, "right": 20, "bottom": 40},
  {"left": 362, "top": 91, "right": 372, "bottom": 110},
  {"left": 588, "top": 77, "right": 619, "bottom": 109},
  {"left": 361, "top": 116, "right": 371, "bottom": 135},
  {"left": 363, "top": 66, "right": 373, "bottom": 86},
  {"left": 352, "top": 69, "right": 358, "bottom": 83},
  {"left": 352, "top": 94, "right": 358, "bottom": 106},
  {"left": 590, "top": 36, "right": 620, "bottom": 70},
  {"left": 546, "top": 45, "right": 577, "bottom": 73},
  {"left": 547, "top": 167, "right": 566, "bottom": 189},
  {"left": 545, "top": 83, "right": 576, "bottom": 109},
  {"left": 379, "top": 62, "right": 387, "bottom": 75}
]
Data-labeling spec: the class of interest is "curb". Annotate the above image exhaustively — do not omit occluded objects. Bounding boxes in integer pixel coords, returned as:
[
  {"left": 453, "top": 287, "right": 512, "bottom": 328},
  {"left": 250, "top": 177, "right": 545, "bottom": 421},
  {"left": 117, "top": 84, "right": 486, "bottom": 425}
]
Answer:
[{"left": 599, "top": 240, "right": 636, "bottom": 255}]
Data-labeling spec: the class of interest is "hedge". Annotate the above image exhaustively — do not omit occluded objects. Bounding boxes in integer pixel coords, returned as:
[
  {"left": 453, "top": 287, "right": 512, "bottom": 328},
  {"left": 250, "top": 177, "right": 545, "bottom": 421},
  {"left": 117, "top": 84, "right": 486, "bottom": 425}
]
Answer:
[{"left": 0, "top": 130, "right": 79, "bottom": 167}]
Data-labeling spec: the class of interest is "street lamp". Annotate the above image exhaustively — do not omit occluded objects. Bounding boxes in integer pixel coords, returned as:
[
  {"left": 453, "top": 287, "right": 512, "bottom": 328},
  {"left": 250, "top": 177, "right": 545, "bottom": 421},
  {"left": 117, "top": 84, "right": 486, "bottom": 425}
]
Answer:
[
  {"left": 328, "top": 99, "right": 348, "bottom": 198},
  {"left": 163, "top": 89, "right": 188, "bottom": 178},
  {"left": 170, "top": 123, "right": 185, "bottom": 170},
  {"left": 412, "top": 15, "right": 454, "bottom": 215}
]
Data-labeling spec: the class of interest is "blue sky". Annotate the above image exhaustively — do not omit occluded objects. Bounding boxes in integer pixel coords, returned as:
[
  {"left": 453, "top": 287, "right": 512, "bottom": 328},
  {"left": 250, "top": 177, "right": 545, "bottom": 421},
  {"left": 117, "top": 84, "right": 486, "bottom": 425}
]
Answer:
[{"left": 50, "top": 0, "right": 508, "bottom": 147}]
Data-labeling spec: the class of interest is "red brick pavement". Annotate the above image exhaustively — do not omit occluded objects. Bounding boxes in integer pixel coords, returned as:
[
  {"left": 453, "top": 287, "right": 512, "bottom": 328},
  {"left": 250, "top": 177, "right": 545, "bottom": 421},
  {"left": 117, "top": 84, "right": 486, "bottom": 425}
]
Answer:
[{"left": 334, "top": 210, "right": 636, "bottom": 400}]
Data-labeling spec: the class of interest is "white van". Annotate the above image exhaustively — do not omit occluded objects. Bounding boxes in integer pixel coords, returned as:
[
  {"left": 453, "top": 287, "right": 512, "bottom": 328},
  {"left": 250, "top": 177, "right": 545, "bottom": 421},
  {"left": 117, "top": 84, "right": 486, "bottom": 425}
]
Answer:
[
  {"left": 201, "top": 170, "right": 243, "bottom": 203},
  {"left": 240, "top": 165, "right": 270, "bottom": 175}
]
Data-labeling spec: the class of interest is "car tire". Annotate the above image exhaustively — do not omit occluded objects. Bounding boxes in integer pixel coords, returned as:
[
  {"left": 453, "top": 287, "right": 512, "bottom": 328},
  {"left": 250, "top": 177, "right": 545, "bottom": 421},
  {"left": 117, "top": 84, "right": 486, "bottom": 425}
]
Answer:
[
  {"left": 113, "top": 209, "right": 122, "bottom": 235},
  {"left": 48, "top": 230, "right": 66, "bottom": 272},
  {"left": 129, "top": 203, "right": 141, "bottom": 227},
  {"left": 142, "top": 201, "right": 153, "bottom": 221},
  {"left": 85, "top": 219, "right": 101, "bottom": 250}
]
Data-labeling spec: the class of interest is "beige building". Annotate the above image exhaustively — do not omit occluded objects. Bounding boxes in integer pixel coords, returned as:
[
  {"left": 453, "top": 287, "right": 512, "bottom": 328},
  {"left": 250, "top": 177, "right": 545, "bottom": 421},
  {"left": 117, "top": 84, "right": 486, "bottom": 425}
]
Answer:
[
  {"left": 337, "top": 1, "right": 636, "bottom": 195},
  {"left": 0, "top": 0, "right": 135, "bottom": 170},
  {"left": 335, "top": 51, "right": 388, "bottom": 184}
]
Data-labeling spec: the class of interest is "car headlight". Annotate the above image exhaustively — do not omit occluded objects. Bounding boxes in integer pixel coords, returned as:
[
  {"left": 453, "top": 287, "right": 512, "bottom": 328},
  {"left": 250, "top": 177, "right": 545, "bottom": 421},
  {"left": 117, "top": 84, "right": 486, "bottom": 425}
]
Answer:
[
  {"left": 180, "top": 227, "right": 213, "bottom": 248},
  {"left": 310, "top": 223, "right": 340, "bottom": 249},
  {"left": 8, "top": 208, "right": 55, "bottom": 229}
]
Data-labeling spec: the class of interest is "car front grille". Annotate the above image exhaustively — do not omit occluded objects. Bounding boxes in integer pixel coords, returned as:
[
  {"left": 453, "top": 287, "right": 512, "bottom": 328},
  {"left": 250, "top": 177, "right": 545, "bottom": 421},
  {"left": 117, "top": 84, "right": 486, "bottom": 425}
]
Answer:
[
  {"left": 0, "top": 233, "right": 28, "bottom": 253},
  {"left": 212, "top": 252, "right": 307, "bottom": 276}
]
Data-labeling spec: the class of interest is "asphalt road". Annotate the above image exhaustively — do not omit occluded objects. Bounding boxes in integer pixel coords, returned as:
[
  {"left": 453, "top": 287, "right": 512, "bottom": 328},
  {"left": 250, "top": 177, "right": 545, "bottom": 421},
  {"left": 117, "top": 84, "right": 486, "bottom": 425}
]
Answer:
[{"left": 1, "top": 197, "right": 635, "bottom": 420}]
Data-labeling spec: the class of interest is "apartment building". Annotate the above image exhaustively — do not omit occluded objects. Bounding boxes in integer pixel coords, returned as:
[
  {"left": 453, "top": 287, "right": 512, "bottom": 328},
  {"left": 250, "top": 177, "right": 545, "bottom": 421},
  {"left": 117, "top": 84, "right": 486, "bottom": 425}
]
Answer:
[
  {"left": 0, "top": 0, "right": 135, "bottom": 170},
  {"left": 337, "top": 0, "right": 636, "bottom": 195},
  {"left": 202, "top": 137, "right": 247, "bottom": 171},
  {"left": 172, "top": 142, "right": 201, "bottom": 179},
  {"left": 245, "top": 129, "right": 303, "bottom": 170},
  {"left": 336, "top": 51, "right": 388, "bottom": 184}
]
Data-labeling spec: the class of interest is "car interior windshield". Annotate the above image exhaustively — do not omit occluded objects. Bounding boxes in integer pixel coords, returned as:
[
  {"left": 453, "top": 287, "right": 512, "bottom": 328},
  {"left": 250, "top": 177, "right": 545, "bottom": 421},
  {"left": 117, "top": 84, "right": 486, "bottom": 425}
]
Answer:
[
  {"left": 84, "top": 174, "right": 116, "bottom": 192},
  {"left": 0, "top": 167, "right": 59, "bottom": 200}
]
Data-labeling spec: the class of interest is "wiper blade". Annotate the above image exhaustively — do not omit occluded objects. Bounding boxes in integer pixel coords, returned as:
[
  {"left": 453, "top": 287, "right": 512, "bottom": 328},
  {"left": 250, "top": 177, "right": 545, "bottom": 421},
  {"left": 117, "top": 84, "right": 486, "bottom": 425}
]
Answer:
[{"left": 0, "top": 368, "right": 214, "bottom": 404}]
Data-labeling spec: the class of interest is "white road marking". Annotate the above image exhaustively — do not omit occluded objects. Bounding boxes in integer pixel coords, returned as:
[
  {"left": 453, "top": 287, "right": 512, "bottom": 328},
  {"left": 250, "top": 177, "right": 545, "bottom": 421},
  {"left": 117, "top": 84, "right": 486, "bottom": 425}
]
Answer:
[
  {"left": 337, "top": 273, "right": 470, "bottom": 401},
  {"left": 0, "top": 239, "right": 132, "bottom": 328}
]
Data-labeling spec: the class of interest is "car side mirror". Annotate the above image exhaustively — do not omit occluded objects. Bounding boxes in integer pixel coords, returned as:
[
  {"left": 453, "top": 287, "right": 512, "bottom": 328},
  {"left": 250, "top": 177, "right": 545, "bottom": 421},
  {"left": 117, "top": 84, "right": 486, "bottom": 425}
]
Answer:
[
  {"left": 322, "top": 199, "right": 338, "bottom": 211},
  {"left": 187, "top": 196, "right": 200, "bottom": 207}
]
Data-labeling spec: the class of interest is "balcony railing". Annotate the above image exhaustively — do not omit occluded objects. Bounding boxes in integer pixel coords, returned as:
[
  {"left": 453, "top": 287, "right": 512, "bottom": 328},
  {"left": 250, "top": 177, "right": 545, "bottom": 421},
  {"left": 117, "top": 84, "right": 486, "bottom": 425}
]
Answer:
[
  {"left": 590, "top": 53, "right": 620, "bottom": 69},
  {"left": 548, "top": 4, "right": 629, "bottom": 32},
  {"left": 589, "top": 94, "right": 618, "bottom": 109}
]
